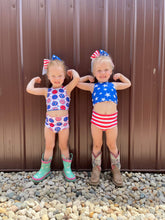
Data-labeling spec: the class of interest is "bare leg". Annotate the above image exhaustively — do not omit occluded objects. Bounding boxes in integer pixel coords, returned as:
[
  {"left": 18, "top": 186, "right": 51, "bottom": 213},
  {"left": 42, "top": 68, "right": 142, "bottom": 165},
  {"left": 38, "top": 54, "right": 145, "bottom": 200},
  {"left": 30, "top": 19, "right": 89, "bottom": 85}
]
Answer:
[
  {"left": 44, "top": 127, "right": 55, "bottom": 160},
  {"left": 91, "top": 124, "right": 103, "bottom": 155},
  {"left": 32, "top": 126, "right": 54, "bottom": 182},
  {"left": 58, "top": 128, "right": 69, "bottom": 159},
  {"left": 90, "top": 124, "right": 103, "bottom": 185},
  {"left": 106, "top": 126, "right": 123, "bottom": 187},
  {"left": 59, "top": 128, "right": 76, "bottom": 182},
  {"left": 105, "top": 126, "right": 118, "bottom": 156}
]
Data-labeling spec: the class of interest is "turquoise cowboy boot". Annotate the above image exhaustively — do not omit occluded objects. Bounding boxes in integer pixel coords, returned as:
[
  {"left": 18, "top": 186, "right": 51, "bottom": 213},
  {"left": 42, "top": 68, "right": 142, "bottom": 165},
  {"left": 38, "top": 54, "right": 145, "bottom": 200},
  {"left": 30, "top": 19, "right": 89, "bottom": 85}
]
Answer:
[
  {"left": 62, "top": 153, "right": 76, "bottom": 182},
  {"left": 32, "top": 154, "right": 52, "bottom": 183}
]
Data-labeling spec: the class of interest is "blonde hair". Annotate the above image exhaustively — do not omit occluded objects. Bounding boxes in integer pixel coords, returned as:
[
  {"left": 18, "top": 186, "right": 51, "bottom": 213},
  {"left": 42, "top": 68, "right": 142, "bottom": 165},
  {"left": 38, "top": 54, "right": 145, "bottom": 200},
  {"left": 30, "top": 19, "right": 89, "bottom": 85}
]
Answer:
[
  {"left": 92, "top": 56, "right": 115, "bottom": 73},
  {"left": 47, "top": 60, "right": 66, "bottom": 75}
]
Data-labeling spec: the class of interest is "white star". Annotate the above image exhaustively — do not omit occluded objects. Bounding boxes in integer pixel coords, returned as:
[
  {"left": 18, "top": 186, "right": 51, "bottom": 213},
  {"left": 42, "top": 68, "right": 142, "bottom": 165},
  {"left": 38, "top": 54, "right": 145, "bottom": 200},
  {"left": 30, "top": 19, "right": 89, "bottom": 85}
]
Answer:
[
  {"left": 98, "top": 88, "right": 100, "bottom": 90},
  {"left": 102, "top": 98, "right": 105, "bottom": 101},
  {"left": 103, "top": 84, "right": 108, "bottom": 87},
  {"left": 104, "top": 88, "right": 107, "bottom": 91},
  {"left": 99, "top": 92, "right": 102, "bottom": 95},
  {"left": 95, "top": 97, "right": 98, "bottom": 100},
  {"left": 105, "top": 93, "right": 110, "bottom": 97},
  {"left": 93, "top": 93, "right": 96, "bottom": 96}
]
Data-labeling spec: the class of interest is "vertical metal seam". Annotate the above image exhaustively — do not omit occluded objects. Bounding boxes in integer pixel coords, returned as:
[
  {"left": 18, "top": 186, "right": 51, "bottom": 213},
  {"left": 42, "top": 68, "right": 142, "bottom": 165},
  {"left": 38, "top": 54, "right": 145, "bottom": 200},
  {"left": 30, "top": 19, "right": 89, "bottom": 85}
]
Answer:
[
  {"left": 73, "top": 0, "right": 80, "bottom": 66},
  {"left": 123, "top": 0, "right": 126, "bottom": 65},
  {"left": 157, "top": 0, "right": 164, "bottom": 170},
  {"left": 124, "top": 0, "right": 128, "bottom": 168},
  {"left": 45, "top": 0, "right": 51, "bottom": 58},
  {"left": 129, "top": 0, "right": 137, "bottom": 170},
  {"left": 73, "top": 0, "right": 80, "bottom": 170},
  {"left": 151, "top": 0, "right": 155, "bottom": 156},
  {"left": 114, "top": 0, "right": 117, "bottom": 61},
  {"left": 17, "top": 0, "right": 26, "bottom": 169},
  {"left": 103, "top": 0, "right": 108, "bottom": 51},
  {"left": 141, "top": 0, "right": 145, "bottom": 131}
]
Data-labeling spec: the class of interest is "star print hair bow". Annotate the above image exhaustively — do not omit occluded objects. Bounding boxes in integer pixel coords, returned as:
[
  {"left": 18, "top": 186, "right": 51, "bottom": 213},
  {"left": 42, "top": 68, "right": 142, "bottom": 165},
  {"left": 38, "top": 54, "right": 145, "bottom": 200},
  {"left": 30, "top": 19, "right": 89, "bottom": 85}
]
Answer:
[
  {"left": 90, "top": 49, "right": 109, "bottom": 60},
  {"left": 42, "top": 54, "right": 62, "bottom": 75}
]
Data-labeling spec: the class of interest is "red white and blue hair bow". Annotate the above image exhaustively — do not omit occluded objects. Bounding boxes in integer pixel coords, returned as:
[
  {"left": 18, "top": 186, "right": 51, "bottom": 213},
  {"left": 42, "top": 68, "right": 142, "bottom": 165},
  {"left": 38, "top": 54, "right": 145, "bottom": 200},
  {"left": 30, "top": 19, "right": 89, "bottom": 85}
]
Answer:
[
  {"left": 90, "top": 49, "right": 109, "bottom": 72},
  {"left": 42, "top": 54, "right": 62, "bottom": 75},
  {"left": 90, "top": 49, "right": 109, "bottom": 60}
]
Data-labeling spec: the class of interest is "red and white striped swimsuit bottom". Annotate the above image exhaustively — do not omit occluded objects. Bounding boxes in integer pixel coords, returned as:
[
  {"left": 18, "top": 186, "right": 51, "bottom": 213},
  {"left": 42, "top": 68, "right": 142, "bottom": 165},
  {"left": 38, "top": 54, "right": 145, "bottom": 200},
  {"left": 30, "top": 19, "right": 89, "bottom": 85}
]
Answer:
[{"left": 91, "top": 111, "right": 118, "bottom": 130}]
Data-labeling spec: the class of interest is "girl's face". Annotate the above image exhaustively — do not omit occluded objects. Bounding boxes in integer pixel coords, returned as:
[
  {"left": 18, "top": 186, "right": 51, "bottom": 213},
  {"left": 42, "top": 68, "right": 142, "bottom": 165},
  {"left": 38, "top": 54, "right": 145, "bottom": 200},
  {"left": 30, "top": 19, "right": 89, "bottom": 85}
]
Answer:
[
  {"left": 93, "top": 61, "right": 112, "bottom": 83},
  {"left": 47, "top": 65, "right": 65, "bottom": 88}
]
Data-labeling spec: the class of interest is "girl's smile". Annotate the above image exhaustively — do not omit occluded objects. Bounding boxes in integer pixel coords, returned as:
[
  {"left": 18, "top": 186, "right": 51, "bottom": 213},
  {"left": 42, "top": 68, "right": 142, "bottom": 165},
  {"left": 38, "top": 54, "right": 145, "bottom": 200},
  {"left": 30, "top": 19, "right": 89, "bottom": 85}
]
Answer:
[{"left": 93, "top": 61, "right": 112, "bottom": 83}]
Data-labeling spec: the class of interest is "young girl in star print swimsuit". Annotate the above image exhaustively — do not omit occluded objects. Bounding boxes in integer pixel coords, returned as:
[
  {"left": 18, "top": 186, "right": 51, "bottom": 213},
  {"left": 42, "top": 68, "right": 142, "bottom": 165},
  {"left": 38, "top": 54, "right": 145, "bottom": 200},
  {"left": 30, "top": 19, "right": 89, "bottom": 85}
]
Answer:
[
  {"left": 77, "top": 50, "right": 131, "bottom": 187},
  {"left": 26, "top": 56, "right": 80, "bottom": 182}
]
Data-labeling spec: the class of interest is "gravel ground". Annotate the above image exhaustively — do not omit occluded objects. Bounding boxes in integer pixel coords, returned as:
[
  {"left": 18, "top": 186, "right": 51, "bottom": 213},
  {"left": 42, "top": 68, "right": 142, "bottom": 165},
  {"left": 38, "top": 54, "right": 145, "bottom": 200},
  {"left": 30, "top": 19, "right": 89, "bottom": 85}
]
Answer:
[{"left": 0, "top": 171, "right": 165, "bottom": 220}]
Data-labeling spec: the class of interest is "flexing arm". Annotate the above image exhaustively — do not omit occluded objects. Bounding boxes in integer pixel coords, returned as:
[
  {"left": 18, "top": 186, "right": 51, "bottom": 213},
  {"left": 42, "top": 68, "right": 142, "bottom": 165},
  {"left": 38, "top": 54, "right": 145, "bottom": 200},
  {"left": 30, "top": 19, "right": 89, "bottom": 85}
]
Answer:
[
  {"left": 65, "top": 69, "right": 80, "bottom": 94},
  {"left": 113, "top": 73, "right": 131, "bottom": 90},
  {"left": 79, "top": 75, "right": 94, "bottom": 82},
  {"left": 77, "top": 75, "right": 94, "bottom": 93},
  {"left": 26, "top": 77, "right": 47, "bottom": 96}
]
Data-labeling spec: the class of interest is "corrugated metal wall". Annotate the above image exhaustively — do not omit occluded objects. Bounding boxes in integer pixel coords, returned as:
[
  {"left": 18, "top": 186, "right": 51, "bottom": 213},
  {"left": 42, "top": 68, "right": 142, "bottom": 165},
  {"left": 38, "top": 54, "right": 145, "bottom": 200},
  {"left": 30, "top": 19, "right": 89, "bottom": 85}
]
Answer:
[{"left": 0, "top": 0, "right": 165, "bottom": 171}]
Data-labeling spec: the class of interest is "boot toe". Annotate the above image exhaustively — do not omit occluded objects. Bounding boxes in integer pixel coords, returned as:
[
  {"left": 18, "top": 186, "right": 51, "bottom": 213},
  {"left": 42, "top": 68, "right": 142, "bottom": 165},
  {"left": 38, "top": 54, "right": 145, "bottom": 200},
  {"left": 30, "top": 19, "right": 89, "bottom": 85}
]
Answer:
[{"left": 63, "top": 170, "right": 76, "bottom": 182}]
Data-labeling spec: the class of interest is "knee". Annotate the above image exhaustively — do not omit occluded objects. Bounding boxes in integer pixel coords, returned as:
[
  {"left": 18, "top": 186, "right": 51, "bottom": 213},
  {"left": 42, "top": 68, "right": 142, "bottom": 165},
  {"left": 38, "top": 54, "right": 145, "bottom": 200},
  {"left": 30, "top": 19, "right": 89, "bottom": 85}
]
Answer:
[
  {"left": 45, "top": 143, "right": 54, "bottom": 151},
  {"left": 59, "top": 144, "right": 68, "bottom": 151},
  {"left": 93, "top": 141, "right": 102, "bottom": 149},
  {"left": 107, "top": 142, "right": 117, "bottom": 150}
]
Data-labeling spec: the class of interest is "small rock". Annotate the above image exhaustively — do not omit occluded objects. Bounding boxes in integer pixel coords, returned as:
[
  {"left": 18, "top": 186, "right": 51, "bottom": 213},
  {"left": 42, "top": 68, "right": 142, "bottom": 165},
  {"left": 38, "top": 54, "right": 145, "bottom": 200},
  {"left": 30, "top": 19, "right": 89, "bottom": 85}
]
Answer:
[
  {"left": 0, "top": 208, "right": 6, "bottom": 214},
  {"left": 76, "top": 191, "right": 82, "bottom": 197},
  {"left": 42, "top": 214, "right": 49, "bottom": 220},
  {"left": 89, "top": 212, "right": 94, "bottom": 218}
]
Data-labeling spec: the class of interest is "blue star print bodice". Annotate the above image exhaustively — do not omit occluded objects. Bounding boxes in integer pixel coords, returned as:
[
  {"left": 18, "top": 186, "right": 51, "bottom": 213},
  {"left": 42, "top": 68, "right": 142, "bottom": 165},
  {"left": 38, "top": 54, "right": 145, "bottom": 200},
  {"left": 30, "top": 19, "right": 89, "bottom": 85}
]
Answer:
[{"left": 92, "top": 82, "right": 118, "bottom": 105}]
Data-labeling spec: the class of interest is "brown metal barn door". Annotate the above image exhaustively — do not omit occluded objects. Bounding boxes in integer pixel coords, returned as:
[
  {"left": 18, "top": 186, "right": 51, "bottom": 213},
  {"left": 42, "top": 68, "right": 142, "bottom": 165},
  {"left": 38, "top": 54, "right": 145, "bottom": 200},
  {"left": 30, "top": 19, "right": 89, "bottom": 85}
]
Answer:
[{"left": 0, "top": 0, "right": 165, "bottom": 171}]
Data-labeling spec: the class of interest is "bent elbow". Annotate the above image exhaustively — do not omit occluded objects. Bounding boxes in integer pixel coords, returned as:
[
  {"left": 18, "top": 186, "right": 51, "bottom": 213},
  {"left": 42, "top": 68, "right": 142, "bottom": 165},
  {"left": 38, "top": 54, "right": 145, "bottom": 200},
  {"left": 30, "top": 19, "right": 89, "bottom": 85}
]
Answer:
[
  {"left": 75, "top": 76, "right": 80, "bottom": 84},
  {"left": 26, "top": 87, "right": 29, "bottom": 93},
  {"left": 77, "top": 76, "right": 80, "bottom": 80},
  {"left": 26, "top": 87, "right": 32, "bottom": 94}
]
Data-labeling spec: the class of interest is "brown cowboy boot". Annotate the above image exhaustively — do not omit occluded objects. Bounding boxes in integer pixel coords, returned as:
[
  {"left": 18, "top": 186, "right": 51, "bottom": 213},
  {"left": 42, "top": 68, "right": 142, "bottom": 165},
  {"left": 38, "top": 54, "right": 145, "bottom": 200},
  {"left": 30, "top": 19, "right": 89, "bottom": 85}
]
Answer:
[
  {"left": 90, "top": 152, "right": 102, "bottom": 186},
  {"left": 110, "top": 151, "right": 123, "bottom": 187}
]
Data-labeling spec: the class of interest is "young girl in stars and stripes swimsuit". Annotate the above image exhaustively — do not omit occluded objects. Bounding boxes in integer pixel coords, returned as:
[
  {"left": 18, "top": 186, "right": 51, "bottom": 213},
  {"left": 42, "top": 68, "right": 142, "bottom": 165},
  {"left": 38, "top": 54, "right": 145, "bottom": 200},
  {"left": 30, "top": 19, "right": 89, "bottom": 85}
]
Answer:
[
  {"left": 26, "top": 55, "right": 80, "bottom": 183},
  {"left": 77, "top": 50, "right": 131, "bottom": 187},
  {"left": 91, "top": 81, "right": 118, "bottom": 130}
]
